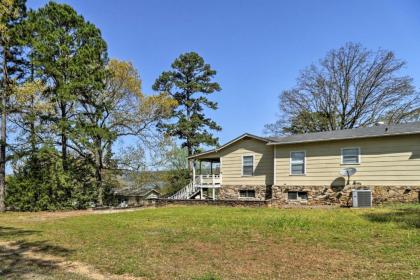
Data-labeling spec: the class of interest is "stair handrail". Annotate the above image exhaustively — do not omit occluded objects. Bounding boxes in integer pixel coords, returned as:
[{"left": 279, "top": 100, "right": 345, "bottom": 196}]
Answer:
[{"left": 169, "top": 181, "right": 197, "bottom": 199}]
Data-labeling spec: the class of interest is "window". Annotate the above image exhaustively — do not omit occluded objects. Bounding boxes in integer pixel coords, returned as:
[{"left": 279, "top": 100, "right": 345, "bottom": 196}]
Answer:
[
  {"left": 342, "top": 148, "right": 360, "bottom": 164},
  {"left": 239, "top": 190, "right": 256, "bottom": 198},
  {"left": 242, "top": 155, "right": 254, "bottom": 176},
  {"left": 290, "top": 151, "right": 305, "bottom": 175},
  {"left": 288, "top": 191, "right": 308, "bottom": 201}
]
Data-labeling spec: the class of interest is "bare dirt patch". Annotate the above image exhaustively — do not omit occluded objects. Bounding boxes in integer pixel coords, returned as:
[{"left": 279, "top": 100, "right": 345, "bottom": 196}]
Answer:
[{"left": 0, "top": 241, "right": 145, "bottom": 280}]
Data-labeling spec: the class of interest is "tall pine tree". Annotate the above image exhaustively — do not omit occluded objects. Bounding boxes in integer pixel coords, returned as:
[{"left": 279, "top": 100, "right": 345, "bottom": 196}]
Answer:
[
  {"left": 26, "top": 2, "right": 108, "bottom": 170},
  {"left": 0, "top": 0, "right": 26, "bottom": 212},
  {"left": 153, "top": 52, "right": 221, "bottom": 159}
]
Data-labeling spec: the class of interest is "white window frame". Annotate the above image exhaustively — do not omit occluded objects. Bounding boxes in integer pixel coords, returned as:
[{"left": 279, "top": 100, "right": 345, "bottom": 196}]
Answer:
[
  {"left": 341, "top": 147, "right": 361, "bottom": 165},
  {"left": 241, "top": 154, "right": 254, "bottom": 177},
  {"left": 290, "top": 151, "right": 306, "bottom": 176}
]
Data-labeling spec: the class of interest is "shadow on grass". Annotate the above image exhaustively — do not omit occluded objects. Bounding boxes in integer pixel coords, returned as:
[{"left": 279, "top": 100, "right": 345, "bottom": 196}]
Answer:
[
  {"left": 0, "top": 227, "right": 73, "bottom": 279},
  {"left": 363, "top": 207, "right": 420, "bottom": 229},
  {"left": 0, "top": 226, "right": 39, "bottom": 239}
]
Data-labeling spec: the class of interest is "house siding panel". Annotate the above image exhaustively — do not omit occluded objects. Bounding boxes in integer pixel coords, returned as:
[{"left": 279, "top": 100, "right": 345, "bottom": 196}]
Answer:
[
  {"left": 274, "top": 134, "right": 420, "bottom": 186},
  {"left": 219, "top": 138, "right": 274, "bottom": 185}
]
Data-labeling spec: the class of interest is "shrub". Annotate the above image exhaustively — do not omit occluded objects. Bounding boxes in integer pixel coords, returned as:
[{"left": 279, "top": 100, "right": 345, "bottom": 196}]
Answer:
[{"left": 6, "top": 146, "right": 98, "bottom": 211}]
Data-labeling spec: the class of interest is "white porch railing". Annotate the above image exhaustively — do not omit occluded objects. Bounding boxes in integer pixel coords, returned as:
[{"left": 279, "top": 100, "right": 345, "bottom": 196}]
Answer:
[
  {"left": 168, "top": 181, "right": 200, "bottom": 200},
  {"left": 194, "top": 174, "right": 222, "bottom": 187},
  {"left": 168, "top": 174, "right": 221, "bottom": 200}
]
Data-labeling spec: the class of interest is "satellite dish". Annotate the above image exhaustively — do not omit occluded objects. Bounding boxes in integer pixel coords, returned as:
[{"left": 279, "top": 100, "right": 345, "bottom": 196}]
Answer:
[
  {"left": 340, "top": 167, "right": 357, "bottom": 185},
  {"left": 340, "top": 167, "right": 357, "bottom": 177}
]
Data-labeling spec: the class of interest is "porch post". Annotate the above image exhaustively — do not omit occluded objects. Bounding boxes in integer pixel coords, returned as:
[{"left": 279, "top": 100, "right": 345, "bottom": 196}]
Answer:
[
  {"left": 212, "top": 188, "right": 215, "bottom": 200},
  {"left": 192, "top": 159, "right": 196, "bottom": 185},
  {"left": 200, "top": 187, "right": 203, "bottom": 200}
]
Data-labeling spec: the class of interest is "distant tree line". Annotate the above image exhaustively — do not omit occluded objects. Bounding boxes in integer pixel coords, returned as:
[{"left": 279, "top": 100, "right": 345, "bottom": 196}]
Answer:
[{"left": 0, "top": 1, "right": 222, "bottom": 211}]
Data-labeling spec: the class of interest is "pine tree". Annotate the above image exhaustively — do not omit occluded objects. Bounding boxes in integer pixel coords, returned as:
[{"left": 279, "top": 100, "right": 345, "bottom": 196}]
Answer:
[
  {"left": 0, "top": 0, "right": 26, "bottom": 212},
  {"left": 153, "top": 52, "right": 222, "bottom": 159},
  {"left": 26, "top": 2, "right": 108, "bottom": 170}
]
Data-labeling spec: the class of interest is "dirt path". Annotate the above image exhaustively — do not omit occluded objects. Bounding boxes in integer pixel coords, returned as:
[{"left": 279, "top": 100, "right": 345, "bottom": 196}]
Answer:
[{"left": 0, "top": 241, "right": 145, "bottom": 280}]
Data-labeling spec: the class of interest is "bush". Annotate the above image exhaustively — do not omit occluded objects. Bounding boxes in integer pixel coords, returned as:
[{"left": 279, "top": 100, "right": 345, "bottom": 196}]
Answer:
[
  {"left": 162, "top": 168, "right": 190, "bottom": 196},
  {"left": 6, "top": 146, "right": 98, "bottom": 211}
]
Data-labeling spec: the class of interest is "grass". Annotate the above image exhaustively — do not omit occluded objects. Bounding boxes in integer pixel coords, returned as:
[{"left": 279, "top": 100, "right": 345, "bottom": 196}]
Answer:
[{"left": 0, "top": 204, "right": 419, "bottom": 279}]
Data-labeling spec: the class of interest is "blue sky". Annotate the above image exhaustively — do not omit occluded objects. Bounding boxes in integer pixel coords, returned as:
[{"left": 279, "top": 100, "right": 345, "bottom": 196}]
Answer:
[{"left": 27, "top": 0, "right": 420, "bottom": 145}]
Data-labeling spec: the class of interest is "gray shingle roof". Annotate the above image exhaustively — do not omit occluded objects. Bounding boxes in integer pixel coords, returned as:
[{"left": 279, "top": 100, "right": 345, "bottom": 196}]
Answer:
[
  {"left": 268, "top": 122, "right": 420, "bottom": 145},
  {"left": 113, "top": 187, "right": 160, "bottom": 197}
]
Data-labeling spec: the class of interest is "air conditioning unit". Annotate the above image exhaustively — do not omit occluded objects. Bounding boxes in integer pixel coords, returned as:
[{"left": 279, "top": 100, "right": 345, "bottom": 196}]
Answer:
[{"left": 352, "top": 190, "right": 372, "bottom": 208}]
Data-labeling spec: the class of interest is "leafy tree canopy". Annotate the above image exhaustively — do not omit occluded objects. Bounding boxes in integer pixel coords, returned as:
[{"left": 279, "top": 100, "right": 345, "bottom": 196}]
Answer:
[{"left": 265, "top": 43, "right": 419, "bottom": 135}]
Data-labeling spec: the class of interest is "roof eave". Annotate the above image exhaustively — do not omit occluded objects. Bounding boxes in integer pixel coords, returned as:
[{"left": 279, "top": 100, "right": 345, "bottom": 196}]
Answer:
[
  {"left": 267, "top": 131, "right": 420, "bottom": 146},
  {"left": 188, "top": 133, "right": 270, "bottom": 159}
]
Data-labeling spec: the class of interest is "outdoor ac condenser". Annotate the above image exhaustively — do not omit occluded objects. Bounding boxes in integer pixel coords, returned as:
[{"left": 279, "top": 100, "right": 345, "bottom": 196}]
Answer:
[{"left": 352, "top": 190, "right": 372, "bottom": 208}]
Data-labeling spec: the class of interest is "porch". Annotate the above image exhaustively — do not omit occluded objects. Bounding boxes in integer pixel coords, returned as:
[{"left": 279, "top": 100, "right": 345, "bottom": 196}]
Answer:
[
  {"left": 194, "top": 174, "right": 222, "bottom": 187},
  {"left": 191, "top": 158, "right": 222, "bottom": 188},
  {"left": 169, "top": 157, "right": 222, "bottom": 200},
  {"left": 191, "top": 157, "right": 222, "bottom": 200}
]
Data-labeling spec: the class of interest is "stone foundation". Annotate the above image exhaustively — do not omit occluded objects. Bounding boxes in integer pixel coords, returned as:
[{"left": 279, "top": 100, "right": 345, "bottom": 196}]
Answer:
[
  {"left": 194, "top": 184, "right": 419, "bottom": 206},
  {"left": 271, "top": 185, "right": 420, "bottom": 207},
  {"left": 155, "top": 198, "right": 269, "bottom": 207},
  {"left": 218, "top": 185, "right": 270, "bottom": 200}
]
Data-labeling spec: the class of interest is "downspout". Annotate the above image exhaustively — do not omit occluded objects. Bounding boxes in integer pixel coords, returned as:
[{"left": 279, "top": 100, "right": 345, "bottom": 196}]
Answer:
[{"left": 273, "top": 145, "right": 276, "bottom": 186}]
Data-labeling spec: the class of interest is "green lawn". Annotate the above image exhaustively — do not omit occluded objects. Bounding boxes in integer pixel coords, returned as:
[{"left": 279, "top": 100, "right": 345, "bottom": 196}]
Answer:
[{"left": 0, "top": 204, "right": 419, "bottom": 280}]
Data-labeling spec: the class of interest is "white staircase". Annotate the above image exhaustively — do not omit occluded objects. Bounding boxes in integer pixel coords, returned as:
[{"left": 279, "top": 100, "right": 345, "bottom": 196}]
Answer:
[{"left": 168, "top": 182, "right": 200, "bottom": 200}]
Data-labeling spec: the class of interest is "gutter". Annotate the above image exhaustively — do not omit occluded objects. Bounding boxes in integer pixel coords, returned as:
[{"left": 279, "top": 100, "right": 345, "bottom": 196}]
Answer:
[{"left": 266, "top": 131, "right": 420, "bottom": 146}]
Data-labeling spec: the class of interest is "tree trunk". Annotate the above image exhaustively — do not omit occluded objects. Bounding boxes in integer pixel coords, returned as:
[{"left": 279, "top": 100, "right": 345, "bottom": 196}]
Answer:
[
  {"left": 0, "top": 95, "right": 6, "bottom": 212},
  {"left": 95, "top": 137, "right": 103, "bottom": 205},
  {"left": 187, "top": 144, "right": 193, "bottom": 172},
  {"left": 96, "top": 165, "right": 103, "bottom": 205},
  {"left": 61, "top": 132, "right": 67, "bottom": 170},
  {"left": 186, "top": 96, "right": 194, "bottom": 172},
  {"left": 29, "top": 64, "right": 36, "bottom": 156},
  {"left": 60, "top": 103, "right": 68, "bottom": 171},
  {"left": 29, "top": 116, "right": 37, "bottom": 182},
  {"left": 0, "top": 47, "right": 8, "bottom": 212}
]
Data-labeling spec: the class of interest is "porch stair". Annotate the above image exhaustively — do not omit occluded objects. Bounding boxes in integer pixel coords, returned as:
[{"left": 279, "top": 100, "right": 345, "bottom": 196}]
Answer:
[{"left": 168, "top": 182, "right": 200, "bottom": 200}]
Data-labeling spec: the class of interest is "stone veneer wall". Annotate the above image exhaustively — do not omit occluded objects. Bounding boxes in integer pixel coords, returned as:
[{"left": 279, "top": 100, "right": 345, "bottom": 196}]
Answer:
[
  {"left": 271, "top": 185, "right": 420, "bottom": 207},
  {"left": 218, "top": 185, "right": 271, "bottom": 200},
  {"left": 155, "top": 199, "right": 269, "bottom": 207}
]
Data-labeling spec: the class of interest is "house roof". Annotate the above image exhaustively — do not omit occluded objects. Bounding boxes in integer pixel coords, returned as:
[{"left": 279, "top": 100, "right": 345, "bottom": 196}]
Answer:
[
  {"left": 113, "top": 187, "right": 160, "bottom": 197},
  {"left": 267, "top": 122, "right": 420, "bottom": 145},
  {"left": 188, "top": 133, "right": 270, "bottom": 159},
  {"left": 188, "top": 122, "right": 420, "bottom": 159}
]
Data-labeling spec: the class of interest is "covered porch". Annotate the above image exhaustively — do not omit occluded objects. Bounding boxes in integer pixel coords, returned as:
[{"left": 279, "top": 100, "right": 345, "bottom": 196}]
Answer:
[{"left": 190, "top": 156, "right": 222, "bottom": 200}]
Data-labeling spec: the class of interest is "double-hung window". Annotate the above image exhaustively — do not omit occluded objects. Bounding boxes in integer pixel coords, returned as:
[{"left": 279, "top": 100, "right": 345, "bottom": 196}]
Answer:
[
  {"left": 242, "top": 155, "right": 254, "bottom": 176},
  {"left": 341, "top": 148, "right": 360, "bottom": 164},
  {"left": 290, "top": 151, "right": 305, "bottom": 175}
]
